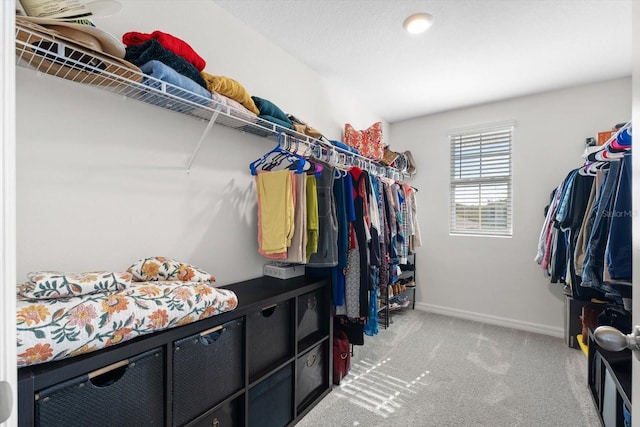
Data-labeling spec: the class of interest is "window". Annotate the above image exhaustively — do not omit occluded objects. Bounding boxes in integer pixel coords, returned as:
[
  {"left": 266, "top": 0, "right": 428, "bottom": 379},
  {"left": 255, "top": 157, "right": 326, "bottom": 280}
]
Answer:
[{"left": 449, "top": 122, "right": 513, "bottom": 236}]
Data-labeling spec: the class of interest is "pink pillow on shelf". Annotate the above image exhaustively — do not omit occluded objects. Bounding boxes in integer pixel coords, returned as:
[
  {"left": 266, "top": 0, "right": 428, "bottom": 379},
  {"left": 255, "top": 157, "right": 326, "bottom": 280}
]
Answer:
[{"left": 344, "top": 122, "right": 384, "bottom": 161}]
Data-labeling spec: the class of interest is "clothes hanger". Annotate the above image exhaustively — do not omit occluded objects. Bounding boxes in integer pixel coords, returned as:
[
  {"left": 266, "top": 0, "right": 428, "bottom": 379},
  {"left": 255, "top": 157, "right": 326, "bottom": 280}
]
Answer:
[
  {"left": 249, "top": 133, "right": 307, "bottom": 175},
  {"left": 579, "top": 161, "right": 609, "bottom": 176},
  {"left": 304, "top": 159, "right": 323, "bottom": 178},
  {"left": 578, "top": 163, "right": 596, "bottom": 176},
  {"left": 586, "top": 123, "right": 632, "bottom": 162},
  {"left": 316, "top": 144, "right": 345, "bottom": 178},
  {"left": 294, "top": 137, "right": 323, "bottom": 177}
]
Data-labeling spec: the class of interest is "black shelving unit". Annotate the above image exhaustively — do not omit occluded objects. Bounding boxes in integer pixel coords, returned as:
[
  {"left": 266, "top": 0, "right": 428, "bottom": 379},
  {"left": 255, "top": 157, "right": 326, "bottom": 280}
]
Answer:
[
  {"left": 18, "top": 276, "right": 333, "bottom": 427},
  {"left": 378, "top": 252, "right": 416, "bottom": 329},
  {"left": 587, "top": 329, "right": 632, "bottom": 427}
]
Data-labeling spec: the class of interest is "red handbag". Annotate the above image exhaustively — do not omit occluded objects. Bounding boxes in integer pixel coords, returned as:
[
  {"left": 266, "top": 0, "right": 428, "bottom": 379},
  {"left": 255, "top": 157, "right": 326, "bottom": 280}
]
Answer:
[{"left": 333, "top": 329, "right": 351, "bottom": 385}]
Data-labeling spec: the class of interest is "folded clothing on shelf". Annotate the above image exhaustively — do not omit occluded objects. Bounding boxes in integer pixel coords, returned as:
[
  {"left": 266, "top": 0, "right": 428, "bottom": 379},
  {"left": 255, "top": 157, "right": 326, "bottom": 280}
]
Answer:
[
  {"left": 138, "top": 60, "right": 212, "bottom": 109},
  {"left": 125, "top": 39, "right": 208, "bottom": 89},
  {"left": 202, "top": 73, "right": 260, "bottom": 115},
  {"left": 252, "top": 96, "right": 294, "bottom": 130},
  {"left": 123, "top": 30, "right": 206, "bottom": 71}
]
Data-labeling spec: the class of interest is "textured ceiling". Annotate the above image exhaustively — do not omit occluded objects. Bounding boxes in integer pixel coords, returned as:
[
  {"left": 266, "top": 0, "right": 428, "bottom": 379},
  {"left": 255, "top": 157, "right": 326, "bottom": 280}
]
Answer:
[{"left": 212, "top": 0, "right": 632, "bottom": 123}]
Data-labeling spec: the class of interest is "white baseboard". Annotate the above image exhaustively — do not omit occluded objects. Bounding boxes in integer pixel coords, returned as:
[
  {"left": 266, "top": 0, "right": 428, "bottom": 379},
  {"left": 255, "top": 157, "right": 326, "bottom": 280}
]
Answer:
[{"left": 414, "top": 302, "right": 564, "bottom": 338}]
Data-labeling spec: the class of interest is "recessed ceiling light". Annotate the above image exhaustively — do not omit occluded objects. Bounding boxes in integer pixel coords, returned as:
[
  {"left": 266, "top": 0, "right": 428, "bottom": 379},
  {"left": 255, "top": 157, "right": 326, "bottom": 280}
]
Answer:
[{"left": 403, "top": 12, "right": 434, "bottom": 34}]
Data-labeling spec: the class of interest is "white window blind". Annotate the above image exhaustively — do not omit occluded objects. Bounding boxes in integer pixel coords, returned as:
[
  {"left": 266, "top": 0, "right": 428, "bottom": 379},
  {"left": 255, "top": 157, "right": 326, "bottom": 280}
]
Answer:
[{"left": 449, "top": 124, "right": 513, "bottom": 236}]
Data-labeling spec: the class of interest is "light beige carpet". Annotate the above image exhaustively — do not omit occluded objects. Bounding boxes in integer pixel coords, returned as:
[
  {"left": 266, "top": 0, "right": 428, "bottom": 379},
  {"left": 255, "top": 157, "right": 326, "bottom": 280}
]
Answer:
[{"left": 297, "top": 310, "right": 601, "bottom": 427}]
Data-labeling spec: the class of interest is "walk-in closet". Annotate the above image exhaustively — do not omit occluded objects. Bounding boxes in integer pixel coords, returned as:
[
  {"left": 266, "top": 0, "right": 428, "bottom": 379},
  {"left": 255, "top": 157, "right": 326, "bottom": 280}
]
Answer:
[{"left": 1, "top": 1, "right": 639, "bottom": 426}]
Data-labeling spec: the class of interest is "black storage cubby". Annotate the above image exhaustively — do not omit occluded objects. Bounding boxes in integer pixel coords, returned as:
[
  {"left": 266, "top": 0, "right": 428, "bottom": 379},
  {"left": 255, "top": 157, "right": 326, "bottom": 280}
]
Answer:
[
  {"left": 564, "top": 295, "right": 589, "bottom": 349},
  {"left": 588, "top": 329, "right": 632, "bottom": 427},
  {"left": 297, "top": 288, "right": 325, "bottom": 344},
  {"left": 188, "top": 397, "right": 242, "bottom": 427},
  {"left": 36, "top": 348, "right": 164, "bottom": 427},
  {"left": 173, "top": 319, "right": 244, "bottom": 426},
  {"left": 19, "top": 276, "right": 331, "bottom": 427},
  {"left": 296, "top": 341, "right": 328, "bottom": 410},
  {"left": 247, "top": 300, "right": 293, "bottom": 379},
  {"left": 248, "top": 364, "right": 293, "bottom": 427}
]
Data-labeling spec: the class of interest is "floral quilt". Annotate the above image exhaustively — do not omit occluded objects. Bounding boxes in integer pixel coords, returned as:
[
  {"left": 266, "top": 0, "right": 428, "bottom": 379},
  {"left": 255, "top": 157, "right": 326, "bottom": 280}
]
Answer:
[{"left": 16, "top": 281, "right": 238, "bottom": 367}]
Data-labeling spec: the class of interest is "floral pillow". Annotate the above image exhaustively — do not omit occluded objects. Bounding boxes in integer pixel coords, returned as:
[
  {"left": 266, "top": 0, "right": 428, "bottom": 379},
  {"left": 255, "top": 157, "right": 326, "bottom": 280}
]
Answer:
[
  {"left": 18, "top": 271, "right": 132, "bottom": 299},
  {"left": 127, "top": 257, "right": 216, "bottom": 283},
  {"left": 344, "top": 122, "right": 384, "bottom": 161}
]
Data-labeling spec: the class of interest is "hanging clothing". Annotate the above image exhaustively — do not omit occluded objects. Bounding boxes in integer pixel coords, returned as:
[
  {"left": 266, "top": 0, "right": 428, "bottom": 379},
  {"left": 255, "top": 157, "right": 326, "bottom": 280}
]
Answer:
[
  {"left": 315, "top": 171, "right": 356, "bottom": 309},
  {"left": 606, "top": 152, "right": 632, "bottom": 282},
  {"left": 331, "top": 173, "right": 351, "bottom": 306},
  {"left": 306, "top": 175, "right": 319, "bottom": 262},
  {"left": 367, "top": 175, "right": 381, "bottom": 269},
  {"left": 536, "top": 148, "right": 632, "bottom": 306},
  {"left": 582, "top": 160, "right": 622, "bottom": 299},
  {"left": 407, "top": 186, "right": 423, "bottom": 251},
  {"left": 307, "top": 166, "right": 339, "bottom": 267},
  {"left": 255, "top": 169, "right": 294, "bottom": 257},
  {"left": 336, "top": 242, "right": 362, "bottom": 318},
  {"left": 574, "top": 177, "right": 597, "bottom": 277},
  {"left": 377, "top": 179, "right": 390, "bottom": 290},
  {"left": 555, "top": 169, "right": 595, "bottom": 298},
  {"left": 364, "top": 174, "right": 380, "bottom": 337},
  {"left": 397, "top": 184, "right": 410, "bottom": 264},
  {"left": 350, "top": 167, "right": 372, "bottom": 318},
  {"left": 283, "top": 173, "right": 307, "bottom": 263},
  {"left": 382, "top": 179, "right": 399, "bottom": 265},
  {"left": 535, "top": 180, "right": 563, "bottom": 269}
]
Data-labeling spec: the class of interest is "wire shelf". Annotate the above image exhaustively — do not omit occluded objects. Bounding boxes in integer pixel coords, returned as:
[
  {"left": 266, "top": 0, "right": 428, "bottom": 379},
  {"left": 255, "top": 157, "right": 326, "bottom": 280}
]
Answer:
[{"left": 15, "top": 22, "right": 408, "bottom": 180}]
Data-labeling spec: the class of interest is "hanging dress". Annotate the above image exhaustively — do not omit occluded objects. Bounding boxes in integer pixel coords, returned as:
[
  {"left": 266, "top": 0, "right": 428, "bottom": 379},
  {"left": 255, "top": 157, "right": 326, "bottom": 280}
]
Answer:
[{"left": 307, "top": 166, "right": 339, "bottom": 267}]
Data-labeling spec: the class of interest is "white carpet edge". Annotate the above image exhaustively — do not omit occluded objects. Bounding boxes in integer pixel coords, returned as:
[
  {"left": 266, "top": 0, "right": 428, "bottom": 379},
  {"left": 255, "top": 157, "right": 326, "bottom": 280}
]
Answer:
[{"left": 414, "top": 302, "right": 564, "bottom": 338}]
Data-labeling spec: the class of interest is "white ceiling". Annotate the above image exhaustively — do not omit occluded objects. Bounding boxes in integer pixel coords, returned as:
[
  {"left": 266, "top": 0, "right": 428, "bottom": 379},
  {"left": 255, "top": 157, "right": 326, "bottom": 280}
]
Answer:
[{"left": 212, "top": 0, "right": 632, "bottom": 123}]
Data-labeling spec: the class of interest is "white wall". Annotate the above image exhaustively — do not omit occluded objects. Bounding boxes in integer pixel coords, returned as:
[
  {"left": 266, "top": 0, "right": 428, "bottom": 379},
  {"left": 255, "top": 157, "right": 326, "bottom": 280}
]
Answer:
[
  {"left": 390, "top": 77, "right": 632, "bottom": 336},
  {"left": 15, "top": 1, "right": 632, "bottom": 338},
  {"left": 15, "top": 1, "right": 384, "bottom": 284}
]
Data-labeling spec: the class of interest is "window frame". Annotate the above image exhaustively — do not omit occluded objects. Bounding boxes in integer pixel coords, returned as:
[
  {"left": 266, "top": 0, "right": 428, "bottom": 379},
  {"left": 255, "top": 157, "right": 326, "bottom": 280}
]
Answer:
[{"left": 449, "top": 121, "right": 514, "bottom": 237}]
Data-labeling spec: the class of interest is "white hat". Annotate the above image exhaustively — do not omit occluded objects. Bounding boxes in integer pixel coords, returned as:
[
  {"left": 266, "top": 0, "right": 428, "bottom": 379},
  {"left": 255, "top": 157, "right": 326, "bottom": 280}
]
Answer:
[
  {"left": 16, "top": 17, "right": 142, "bottom": 85},
  {"left": 17, "top": 15, "right": 126, "bottom": 58}
]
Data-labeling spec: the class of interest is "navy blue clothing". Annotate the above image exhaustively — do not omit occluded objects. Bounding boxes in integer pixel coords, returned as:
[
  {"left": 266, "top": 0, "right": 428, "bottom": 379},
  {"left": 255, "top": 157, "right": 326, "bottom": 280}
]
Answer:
[
  {"left": 606, "top": 152, "right": 632, "bottom": 281},
  {"left": 556, "top": 170, "right": 595, "bottom": 299},
  {"left": 582, "top": 160, "right": 622, "bottom": 300},
  {"left": 332, "top": 174, "right": 350, "bottom": 306}
]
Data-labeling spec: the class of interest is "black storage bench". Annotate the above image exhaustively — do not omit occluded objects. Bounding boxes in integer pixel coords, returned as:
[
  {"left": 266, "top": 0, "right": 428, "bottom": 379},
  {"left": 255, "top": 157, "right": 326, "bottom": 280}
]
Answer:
[{"left": 18, "top": 275, "right": 333, "bottom": 427}]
